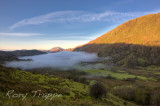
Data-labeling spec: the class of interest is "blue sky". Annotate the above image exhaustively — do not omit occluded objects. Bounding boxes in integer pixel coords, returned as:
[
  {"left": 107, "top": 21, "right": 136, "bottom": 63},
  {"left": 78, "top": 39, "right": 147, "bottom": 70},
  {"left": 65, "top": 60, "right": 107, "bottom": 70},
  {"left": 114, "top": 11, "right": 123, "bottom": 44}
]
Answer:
[{"left": 0, "top": 0, "right": 160, "bottom": 50}]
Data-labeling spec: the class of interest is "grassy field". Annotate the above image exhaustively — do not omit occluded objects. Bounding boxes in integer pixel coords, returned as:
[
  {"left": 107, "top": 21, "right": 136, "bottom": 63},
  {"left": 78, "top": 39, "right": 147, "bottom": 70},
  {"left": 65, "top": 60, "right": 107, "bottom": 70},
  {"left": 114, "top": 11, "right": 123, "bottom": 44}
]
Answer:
[
  {"left": 83, "top": 69, "right": 158, "bottom": 81},
  {"left": 81, "top": 66, "right": 160, "bottom": 105}
]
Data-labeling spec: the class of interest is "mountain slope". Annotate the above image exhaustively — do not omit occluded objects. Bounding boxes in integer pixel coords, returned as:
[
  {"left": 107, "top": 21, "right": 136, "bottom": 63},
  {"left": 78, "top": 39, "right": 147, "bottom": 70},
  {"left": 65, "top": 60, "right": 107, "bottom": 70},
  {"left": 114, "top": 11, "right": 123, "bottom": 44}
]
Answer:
[
  {"left": 90, "top": 13, "right": 160, "bottom": 45},
  {"left": 74, "top": 12, "right": 160, "bottom": 53},
  {"left": 74, "top": 12, "right": 160, "bottom": 67}
]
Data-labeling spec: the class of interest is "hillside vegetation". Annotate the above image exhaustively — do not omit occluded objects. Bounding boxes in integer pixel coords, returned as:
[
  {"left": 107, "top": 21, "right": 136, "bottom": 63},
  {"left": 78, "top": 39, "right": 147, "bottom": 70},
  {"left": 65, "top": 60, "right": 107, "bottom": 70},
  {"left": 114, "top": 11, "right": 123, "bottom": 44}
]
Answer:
[{"left": 0, "top": 66, "right": 138, "bottom": 106}]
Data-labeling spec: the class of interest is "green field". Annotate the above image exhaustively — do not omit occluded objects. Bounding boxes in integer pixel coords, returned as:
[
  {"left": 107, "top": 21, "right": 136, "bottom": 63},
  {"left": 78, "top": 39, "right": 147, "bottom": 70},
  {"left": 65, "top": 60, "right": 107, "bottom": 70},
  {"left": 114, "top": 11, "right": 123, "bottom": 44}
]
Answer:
[{"left": 84, "top": 69, "right": 157, "bottom": 81}]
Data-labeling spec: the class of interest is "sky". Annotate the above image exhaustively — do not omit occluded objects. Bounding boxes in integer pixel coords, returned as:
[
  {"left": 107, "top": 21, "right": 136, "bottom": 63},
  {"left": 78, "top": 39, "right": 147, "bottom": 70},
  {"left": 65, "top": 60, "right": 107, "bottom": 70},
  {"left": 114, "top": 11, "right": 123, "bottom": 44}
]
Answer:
[{"left": 0, "top": 0, "right": 160, "bottom": 50}]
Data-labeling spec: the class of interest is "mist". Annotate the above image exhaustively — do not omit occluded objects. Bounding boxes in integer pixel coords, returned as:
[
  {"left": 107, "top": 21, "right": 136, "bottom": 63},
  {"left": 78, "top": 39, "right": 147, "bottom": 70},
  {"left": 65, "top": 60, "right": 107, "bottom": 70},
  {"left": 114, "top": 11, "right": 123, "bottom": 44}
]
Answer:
[{"left": 5, "top": 51, "right": 102, "bottom": 70}]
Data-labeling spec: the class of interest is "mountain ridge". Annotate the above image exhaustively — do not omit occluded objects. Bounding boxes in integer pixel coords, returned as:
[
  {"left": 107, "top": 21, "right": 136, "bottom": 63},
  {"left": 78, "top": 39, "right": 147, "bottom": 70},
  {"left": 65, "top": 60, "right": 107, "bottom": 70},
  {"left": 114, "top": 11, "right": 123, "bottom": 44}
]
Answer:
[
  {"left": 74, "top": 12, "right": 160, "bottom": 53},
  {"left": 73, "top": 12, "right": 160, "bottom": 67},
  {"left": 50, "top": 47, "right": 64, "bottom": 52}
]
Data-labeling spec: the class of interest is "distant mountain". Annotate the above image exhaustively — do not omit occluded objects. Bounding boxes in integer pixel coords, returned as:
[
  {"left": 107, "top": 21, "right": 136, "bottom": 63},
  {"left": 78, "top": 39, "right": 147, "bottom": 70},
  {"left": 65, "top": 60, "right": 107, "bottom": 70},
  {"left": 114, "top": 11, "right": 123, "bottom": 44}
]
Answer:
[
  {"left": 38, "top": 47, "right": 71, "bottom": 53},
  {"left": 38, "top": 49, "right": 50, "bottom": 53},
  {"left": 50, "top": 47, "right": 64, "bottom": 52},
  {"left": 74, "top": 12, "right": 160, "bottom": 67},
  {"left": 12, "top": 50, "right": 47, "bottom": 56},
  {"left": 65, "top": 48, "right": 73, "bottom": 51}
]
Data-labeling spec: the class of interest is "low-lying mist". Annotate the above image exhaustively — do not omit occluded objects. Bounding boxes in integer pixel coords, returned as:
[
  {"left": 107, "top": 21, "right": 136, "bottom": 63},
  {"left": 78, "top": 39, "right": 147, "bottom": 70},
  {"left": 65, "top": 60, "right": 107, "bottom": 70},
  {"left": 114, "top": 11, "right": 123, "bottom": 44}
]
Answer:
[{"left": 5, "top": 51, "right": 107, "bottom": 70}]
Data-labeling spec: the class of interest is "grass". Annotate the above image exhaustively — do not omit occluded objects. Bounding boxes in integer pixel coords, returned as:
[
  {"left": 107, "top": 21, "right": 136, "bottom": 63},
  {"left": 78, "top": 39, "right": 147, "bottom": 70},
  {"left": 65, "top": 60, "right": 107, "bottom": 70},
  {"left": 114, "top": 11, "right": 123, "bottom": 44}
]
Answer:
[
  {"left": 1, "top": 63, "right": 160, "bottom": 106},
  {"left": 0, "top": 66, "right": 138, "bottom": 106},
  {"left": 84, "top": 69, "right": 135, "bottom": 80},
  {"left": 1, "top": 65, "right": 160, "bottom": 105},
  {"left": 145, "top": 65, "right": 160, "bottom": 71},
  {"left": 84, "top": 69, "right": 157, "bottom": 81},
  {"left": 155, "top": 72, "right": 160, "bottom": 74}
]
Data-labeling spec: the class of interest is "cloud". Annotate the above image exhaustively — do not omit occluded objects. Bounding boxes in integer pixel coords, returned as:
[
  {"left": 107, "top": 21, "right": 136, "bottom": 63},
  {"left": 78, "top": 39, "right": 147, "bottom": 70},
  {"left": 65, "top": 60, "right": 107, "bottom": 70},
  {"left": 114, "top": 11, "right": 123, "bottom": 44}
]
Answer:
[
  {"left": 10, "top": 11, "right": 83, "bottom": 29},
  {"left": 46, "top": 33, "right": 93, "bottom": 40},
  {"left": 10, "top": 10, "right": 160, "bottom": 29},
  {"left": 0, "top": 32, "right": 44, "bottom": 36},
  {"left": 54, "top": 33, "right": 84, "bottom": 36},
  {"left": 48, "top": 35, "right": 93, "bottom": 40}
]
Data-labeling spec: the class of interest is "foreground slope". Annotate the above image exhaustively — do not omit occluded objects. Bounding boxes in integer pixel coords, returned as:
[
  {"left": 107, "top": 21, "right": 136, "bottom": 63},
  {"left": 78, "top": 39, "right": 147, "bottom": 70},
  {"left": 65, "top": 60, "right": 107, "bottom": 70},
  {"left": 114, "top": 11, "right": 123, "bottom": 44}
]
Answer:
[{"left": 0, "top": 66, "right": 137, "bottom": 106}]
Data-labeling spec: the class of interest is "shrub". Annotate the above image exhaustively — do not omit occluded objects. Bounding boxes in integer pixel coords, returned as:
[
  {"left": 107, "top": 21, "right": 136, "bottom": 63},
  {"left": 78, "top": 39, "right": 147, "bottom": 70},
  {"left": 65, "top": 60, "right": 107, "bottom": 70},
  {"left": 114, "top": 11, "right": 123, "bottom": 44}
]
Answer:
[
  {"left": 89, "top": 82, "right": 106, "bottom": 99},
  {"left": 79, "top": 77, "right": 89, "bottom": 84},
  {"left": 105, "top": 74, "right": 114, "bottom": 79}
]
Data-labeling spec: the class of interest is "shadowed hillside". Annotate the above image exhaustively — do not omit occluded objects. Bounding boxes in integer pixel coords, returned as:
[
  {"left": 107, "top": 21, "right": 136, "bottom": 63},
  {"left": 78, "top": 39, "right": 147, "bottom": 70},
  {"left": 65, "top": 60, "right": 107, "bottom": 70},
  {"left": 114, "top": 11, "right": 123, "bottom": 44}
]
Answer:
[
  {"left": 74, "top": 43, "right": 160, "bottom": 67},
  {"left": 0, "top": 50, "right": 46, "bottom": 63}
]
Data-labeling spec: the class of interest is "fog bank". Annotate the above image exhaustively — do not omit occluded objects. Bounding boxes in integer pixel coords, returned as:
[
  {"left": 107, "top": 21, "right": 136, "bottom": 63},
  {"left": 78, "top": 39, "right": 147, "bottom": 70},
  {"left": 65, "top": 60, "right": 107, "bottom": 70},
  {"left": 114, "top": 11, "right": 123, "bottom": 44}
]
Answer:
[{"left": 5, "top": 51, "right": 102, "bottom": 70}]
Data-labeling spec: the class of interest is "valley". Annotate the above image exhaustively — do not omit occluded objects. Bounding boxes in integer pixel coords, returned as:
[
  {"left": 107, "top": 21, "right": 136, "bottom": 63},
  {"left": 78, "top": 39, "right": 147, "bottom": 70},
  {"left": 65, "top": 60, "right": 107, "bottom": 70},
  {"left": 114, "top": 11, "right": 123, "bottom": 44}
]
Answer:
[{"left": 1, "top": 12, "right": 160, "bottom": 106}]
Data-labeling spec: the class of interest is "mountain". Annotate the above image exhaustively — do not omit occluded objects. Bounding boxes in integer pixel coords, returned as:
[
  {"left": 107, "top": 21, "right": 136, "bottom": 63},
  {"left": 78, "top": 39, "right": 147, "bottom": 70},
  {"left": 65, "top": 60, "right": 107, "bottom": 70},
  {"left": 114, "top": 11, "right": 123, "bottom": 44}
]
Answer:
[
  {"left": 50, "top": 47, "right": 64, "bottom": 52},
  {"left": 13, "top": 50, "right": 47, "bottom": 56},
  {"left": 39, "top": 47, "right": 72, "bottom": 53},
  {"left": 74, "top": 12, "right": 160, "bottom": 52},
  {"left": 74, "top": 12, "right": 160, "bottom": 67}
]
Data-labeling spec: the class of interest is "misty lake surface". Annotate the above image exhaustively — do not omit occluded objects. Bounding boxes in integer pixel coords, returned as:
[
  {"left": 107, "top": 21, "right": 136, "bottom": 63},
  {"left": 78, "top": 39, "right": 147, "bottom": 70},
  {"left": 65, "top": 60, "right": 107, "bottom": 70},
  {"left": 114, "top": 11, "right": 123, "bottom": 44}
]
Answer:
[{"left": 5, "top": 51, "right": 109, "bottom": 70}]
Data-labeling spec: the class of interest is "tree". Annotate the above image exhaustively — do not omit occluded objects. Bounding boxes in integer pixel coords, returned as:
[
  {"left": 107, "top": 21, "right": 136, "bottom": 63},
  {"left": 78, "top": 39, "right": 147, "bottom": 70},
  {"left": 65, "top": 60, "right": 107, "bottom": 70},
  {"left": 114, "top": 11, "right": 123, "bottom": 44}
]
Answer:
[{"left": 89, "top": 82, "right": 106, "bottom": 99}]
